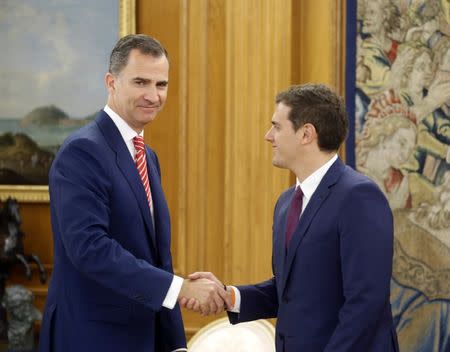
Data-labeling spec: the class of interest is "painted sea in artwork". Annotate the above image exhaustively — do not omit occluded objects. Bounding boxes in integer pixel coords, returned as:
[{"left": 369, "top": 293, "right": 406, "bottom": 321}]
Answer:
[{"left": 0, "top": 0, "right": 118, "bottom": 185}]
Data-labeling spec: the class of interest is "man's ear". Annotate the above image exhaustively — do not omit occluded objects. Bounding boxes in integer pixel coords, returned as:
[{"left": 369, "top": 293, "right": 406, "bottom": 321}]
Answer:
[
  {"left": 105, "top": 72, "right": 116, "bottom": 93},
  {"left": 300, "top": 123, "right": 317, "bottom": 144}
]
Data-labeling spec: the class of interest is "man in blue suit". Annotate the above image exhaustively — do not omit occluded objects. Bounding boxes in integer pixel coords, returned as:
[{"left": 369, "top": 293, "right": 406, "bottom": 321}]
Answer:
[
  {"left": 39, "top": 34, "right": 226, "bottom": 352},
  {"left": 186, "top": 84, "right": 399, "bottom": 351}
]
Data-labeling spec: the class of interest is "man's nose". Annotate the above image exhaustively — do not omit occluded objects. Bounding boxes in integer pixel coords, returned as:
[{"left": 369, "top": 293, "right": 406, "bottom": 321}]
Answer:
[
  {"left": 264, "top": 128, "right": 273, "bottom": 142},
  {"left": 143, "top": 85, "right": 158, "bottom": 102}
]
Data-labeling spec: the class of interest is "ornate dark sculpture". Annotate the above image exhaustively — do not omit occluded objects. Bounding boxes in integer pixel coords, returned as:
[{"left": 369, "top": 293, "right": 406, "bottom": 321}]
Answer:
[
  {"left": 2, "top": 285, "right": 42, "bottom": 351},
  {"left": 0, "top": 198, "right": 47, "bottom": 341}
]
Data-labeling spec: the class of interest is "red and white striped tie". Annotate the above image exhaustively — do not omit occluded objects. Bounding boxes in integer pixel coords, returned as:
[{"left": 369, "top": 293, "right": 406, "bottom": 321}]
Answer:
[{"left": 133, "top": 136, "right": 153, "bottom": 213}]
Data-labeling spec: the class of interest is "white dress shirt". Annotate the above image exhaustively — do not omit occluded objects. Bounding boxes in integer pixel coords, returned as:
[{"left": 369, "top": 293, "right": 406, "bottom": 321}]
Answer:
[
  {"left": 104, "top": 106, "right": 186, "bottom": 351},
  {"left": 228, "top": 154, "right": 338, "bottom": 313}
]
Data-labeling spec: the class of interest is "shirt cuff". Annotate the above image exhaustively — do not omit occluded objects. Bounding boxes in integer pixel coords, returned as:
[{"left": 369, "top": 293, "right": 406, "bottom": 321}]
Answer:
[
  {"left": 162, "top": 275, "right": 184, "bottom": 309},
  {"left": 228, "top": 286, "right": 241, "bottom": 313},
  {"left": 171, "top": 349, "right": 187, "bottom": 352}
]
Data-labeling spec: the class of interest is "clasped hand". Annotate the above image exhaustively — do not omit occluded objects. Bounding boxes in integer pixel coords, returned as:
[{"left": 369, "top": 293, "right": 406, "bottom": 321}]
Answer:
[{"left": 178, "top": 272, "right": 231, "bottom": 316}]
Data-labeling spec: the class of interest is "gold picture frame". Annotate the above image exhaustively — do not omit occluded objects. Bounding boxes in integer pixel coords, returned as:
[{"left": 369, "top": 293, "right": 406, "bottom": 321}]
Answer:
[
  {"left": 0, "top": 0, "right": 136, "bottom": 203},
  {"left": 120, "top": 0, "right": 136, "bottom": 37}
]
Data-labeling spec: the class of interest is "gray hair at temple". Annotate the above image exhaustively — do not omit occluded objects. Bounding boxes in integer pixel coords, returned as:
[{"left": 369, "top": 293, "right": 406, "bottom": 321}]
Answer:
[{"left": 109, "top": 34, "right": 168, "bottom": 75}]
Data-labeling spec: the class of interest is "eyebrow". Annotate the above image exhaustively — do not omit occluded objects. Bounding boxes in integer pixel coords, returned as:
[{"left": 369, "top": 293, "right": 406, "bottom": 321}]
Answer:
[
  {"left": 271, "top": 121, "right": 280, "bottom": 126},
  {"left": 132, "top": 77, "right": 169, "bottom": 85}
]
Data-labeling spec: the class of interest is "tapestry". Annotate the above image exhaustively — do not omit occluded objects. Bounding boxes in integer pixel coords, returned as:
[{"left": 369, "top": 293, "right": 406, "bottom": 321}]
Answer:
[{"left": 346, "top": 0, "right": 450, "bottom": 350}]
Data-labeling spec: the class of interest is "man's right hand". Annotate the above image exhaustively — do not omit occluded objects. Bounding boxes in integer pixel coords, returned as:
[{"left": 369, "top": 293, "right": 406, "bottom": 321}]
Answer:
[{"left": 178, "top": 278, "right": 228, "bottom": 316}]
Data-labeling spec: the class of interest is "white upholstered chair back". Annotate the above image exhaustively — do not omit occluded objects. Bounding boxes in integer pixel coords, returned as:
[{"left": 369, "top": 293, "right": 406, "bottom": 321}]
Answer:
[{"left": 188, "top": 317, "right": 275, "bottom": 352}]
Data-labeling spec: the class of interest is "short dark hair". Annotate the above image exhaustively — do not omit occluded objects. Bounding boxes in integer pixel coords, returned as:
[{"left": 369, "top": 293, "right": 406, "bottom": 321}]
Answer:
[
  {"left": 276, "top": 84, "right": 348, "bottom": 152},
  {"left": 109, "top": 34, "right": 168, "bottom": 75}
]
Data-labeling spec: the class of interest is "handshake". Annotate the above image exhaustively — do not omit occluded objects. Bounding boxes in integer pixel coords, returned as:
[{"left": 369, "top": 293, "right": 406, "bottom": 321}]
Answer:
[{"left": 178, "top": 272, "right": 232, "bottom": 316}]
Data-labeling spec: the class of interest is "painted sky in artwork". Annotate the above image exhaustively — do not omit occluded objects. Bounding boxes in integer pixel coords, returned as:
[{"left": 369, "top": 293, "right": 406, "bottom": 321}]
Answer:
[{"left": 0, "top": 0, "right": 118, "bottom": 118}]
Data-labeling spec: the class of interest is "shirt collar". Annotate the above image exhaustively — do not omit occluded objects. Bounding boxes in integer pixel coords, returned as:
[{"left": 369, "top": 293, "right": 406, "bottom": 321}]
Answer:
[
  {"left": 103, "top": 105, "right": 144, "bottom": 143},
  {"left": 296, "top": 154, "right": 338, "bottom": 200}
]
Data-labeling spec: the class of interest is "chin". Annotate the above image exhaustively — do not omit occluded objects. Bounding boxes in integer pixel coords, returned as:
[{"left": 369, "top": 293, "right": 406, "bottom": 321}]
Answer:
[
  {"left": 146, "top": 116, "right": 158, "bottom": 123},
  {"left": 140, "top": 113, "right": 158, "bottom": 124},
  {"left": 272, "top": 159, "right": 285, "bottom": 169}
]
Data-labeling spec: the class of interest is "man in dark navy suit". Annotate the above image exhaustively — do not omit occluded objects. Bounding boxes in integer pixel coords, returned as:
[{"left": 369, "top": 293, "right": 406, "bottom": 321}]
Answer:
[
  {"left": 185, "top": 84, "right": 399, "bottom": 352},
  {"left": 39, "top": 34, "right": 226, "bottom": 352}
]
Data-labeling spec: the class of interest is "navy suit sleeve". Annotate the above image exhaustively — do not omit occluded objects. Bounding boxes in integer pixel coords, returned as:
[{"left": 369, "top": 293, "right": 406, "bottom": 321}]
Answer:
[
  {"left": 228, "top": 277, "right": 278, "bottom": 324},
  {"left": 324, "top": 181, "right": 394, "bottom": 351},
  {"left": 50, "top": 139, "right": 173, "bottom": 312}
]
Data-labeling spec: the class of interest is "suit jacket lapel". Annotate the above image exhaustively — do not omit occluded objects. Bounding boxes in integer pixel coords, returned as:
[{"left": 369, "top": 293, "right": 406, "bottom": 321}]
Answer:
[
  {"left": 273, "top": 188, "right": 294, "bottom": 296},
  {"left": 145, "top": 148, "right": 163, "bottom": 240},
  {"left": 95, "top": 112, "right": 157, "bottom": 250},
  {"left": 280, "top": 158, "right": 345, "bottom": 295}
]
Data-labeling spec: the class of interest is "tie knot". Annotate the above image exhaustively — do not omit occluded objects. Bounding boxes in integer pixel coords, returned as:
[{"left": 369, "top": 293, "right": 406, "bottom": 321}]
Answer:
[
  {"left": 294, "top": 186, "right": 303, "bottom": 199},
  {"left": 133, "top": 136, "right": 145, "bottom": 152}
]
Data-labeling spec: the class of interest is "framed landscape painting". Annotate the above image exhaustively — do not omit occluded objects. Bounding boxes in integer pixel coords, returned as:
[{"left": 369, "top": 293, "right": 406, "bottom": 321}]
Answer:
[{"left": 0, "top": 0, "right": 135, "bottom": 202}]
